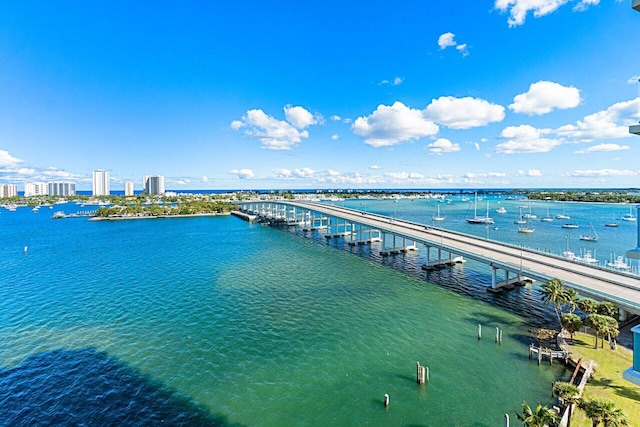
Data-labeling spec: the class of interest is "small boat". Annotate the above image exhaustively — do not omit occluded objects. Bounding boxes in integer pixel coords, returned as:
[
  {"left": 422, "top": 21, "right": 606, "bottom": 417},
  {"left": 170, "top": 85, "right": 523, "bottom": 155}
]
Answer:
[
  {"left": 432, "top": 204, "right": 445, "bottom": 222},
  {"left": 562, "top": 223, "right": 579, "bottom": 229},
  {"left": 466, "top": 193, "right": 494, "bottom": 224},
  {"left": 52, "top": 211, "right": 66, "bottom": 219},
  {"left": 518, "top": 227, "right": 535, "bottom": 234},
  {"left": 496, "top": 206, "right": 507, "bottom": 214},
  {"left": 518, "top": 216, "right": 534, "bottom": 233},
  {"left": 621, "top": 205, "right": 637, "bottom": 222},
  {"left": 514, "top": 206, "right": 527, "bottom": 224},
  {"left": 580, "top": 250, "right": 599, "bottom": 264},
  {"left": 579, "top": 223, "right": 598, "bottom": 242},
  {"left": 540, "top": 207, "right": 554, "bottom": 222},
  {"left": 604, "top": 212, "right": 619, "bottom": 227},
  {"left": 606, "top": 255, "right": 631, "bottom": 271},
  {"left": 555, "top": 203, "right": 570, "bottom": 220}
]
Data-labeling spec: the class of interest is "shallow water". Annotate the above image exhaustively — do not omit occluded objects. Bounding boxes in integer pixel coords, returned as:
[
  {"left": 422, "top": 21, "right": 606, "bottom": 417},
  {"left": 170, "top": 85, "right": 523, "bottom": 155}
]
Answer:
[{"left": 0, "top": 203, "right": 581, "bottom": 425}]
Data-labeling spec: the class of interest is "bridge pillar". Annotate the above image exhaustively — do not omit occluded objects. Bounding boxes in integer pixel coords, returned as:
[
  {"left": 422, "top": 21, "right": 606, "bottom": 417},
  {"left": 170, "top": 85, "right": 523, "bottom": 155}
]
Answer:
[
  {"left": 619, "top": 308, "right": 628, "bottom": 322},
  {"left": 491, "top": 266, "right": 498, "bottom": 289}
]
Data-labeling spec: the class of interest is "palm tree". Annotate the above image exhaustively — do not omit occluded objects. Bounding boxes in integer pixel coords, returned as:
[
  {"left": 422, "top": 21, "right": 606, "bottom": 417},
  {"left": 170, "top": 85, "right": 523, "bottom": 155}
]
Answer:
[
  {"left": 517, "top": 401, "right": 560, "bottom": 427},
  {"left": 578, "top": 298, "right": 599, "bottom": 315},
  {"left": 579, "top": 398, "right": 629, "bottom": 427},
  {"left": 540, "top": 278, "right": 568, "bottom": 326},
  {"left": 561, "top": 313, "right": 582, "bottom": 341},
  {"left": 552, "top": 382, "right": 580, "bottom": 426},
  {"left": 563, "top": 288, "right": 580, "bottom": 314}
]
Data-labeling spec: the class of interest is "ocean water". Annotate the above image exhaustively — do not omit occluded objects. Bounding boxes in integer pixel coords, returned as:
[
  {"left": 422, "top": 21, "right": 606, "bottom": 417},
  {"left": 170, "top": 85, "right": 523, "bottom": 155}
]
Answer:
[{"left": 3, "top": 199, "right": 630, "bottom": 425}]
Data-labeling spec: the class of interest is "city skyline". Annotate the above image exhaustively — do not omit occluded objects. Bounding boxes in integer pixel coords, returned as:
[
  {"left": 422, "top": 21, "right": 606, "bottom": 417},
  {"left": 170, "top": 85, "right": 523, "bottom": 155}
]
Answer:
[{"left": 1, "top": 2, "right": 639, "bottom": 190}]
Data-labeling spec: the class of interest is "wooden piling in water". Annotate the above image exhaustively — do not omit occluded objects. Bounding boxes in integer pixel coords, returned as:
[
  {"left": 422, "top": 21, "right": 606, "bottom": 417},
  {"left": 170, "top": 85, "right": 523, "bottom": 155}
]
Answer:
[
  {"left": 416, "top": 362, "right": 426, "bottom": 384},
  {"left": 478, "top": 324, "right": 482, "bottom": 340},
  {"left": 499, "top": 329, "right": 503, "bottom": 345},
  {"left": 383, "top": 393, "right": 389, "bottom": 407},
  {"left": 495, "top": 327, "right": 499, "bottom": 343}
]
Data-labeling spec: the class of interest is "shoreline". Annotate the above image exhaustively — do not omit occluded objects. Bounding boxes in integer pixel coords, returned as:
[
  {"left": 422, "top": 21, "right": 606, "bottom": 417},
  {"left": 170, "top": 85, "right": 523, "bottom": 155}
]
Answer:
[{"left": 89, "top": 212, "right": 231, "bottom": 221}]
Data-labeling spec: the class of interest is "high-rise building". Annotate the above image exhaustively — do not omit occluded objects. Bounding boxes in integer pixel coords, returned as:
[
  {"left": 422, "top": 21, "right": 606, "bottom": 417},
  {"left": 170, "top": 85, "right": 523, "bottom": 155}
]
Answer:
[
  {"left": 0, "top": 184, "right": 18, "bottom": 198},
  {"left": 124, "top": 181, "right": 134, "bottom": 196},
  {"left": 92, "top": 170, "right": 110, "bottom": 196},
  {"left": 48, "top": 182, "right": 76, "bottom": 197},
  {"left": 143, "top": 175, "right": 165, "bottom": 195},
  {"left": 24, "top": 182, "right": 48, "bottom": 197}
]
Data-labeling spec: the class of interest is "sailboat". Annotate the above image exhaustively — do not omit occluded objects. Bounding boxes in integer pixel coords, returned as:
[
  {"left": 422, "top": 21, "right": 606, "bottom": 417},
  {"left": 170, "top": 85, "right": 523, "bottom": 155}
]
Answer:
[
  {"left": 540, "top": 207, "right": 554, "bottom": 222},
  {"left": 466, "top": 193, "right": 494, "bottom": 224},
  {"left": 621, "top": 205, "right": 637, "bottom": 222},
  {"left": 432, "top": 204, "right": 445, "bottom": 222},
  {"left": 555, "top": 203, "right": 570, "bottom": 220},
  {"left": 514, "top": 206, "right": 527, "bottom": 224},
  {"left": 604, "top": 212, "right": 619, "bottom": 227},
  {"left": 579, "top": 222, "right": 598, "bottom": 242},
  {"left": 517, "top": 215, "right": 535, "bottom": 233}
]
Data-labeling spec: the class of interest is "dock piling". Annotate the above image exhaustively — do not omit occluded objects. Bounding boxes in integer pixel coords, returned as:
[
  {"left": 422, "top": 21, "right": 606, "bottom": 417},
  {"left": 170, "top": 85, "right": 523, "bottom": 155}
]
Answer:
[
  {"left": 383, "top": 393, "right": 389, "bottom": 407},
  {"left": 478, "top": 324, "right": 482, "bottom": 340}
]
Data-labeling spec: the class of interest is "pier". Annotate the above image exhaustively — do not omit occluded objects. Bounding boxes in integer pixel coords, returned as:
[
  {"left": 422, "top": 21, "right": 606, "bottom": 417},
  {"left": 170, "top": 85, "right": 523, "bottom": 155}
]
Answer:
[{"left": 237, "top": 200, "right": 640, "bottom": 317}]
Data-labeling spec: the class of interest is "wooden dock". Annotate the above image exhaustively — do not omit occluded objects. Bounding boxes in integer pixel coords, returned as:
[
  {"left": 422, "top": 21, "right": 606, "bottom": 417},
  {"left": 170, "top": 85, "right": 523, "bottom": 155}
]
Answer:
[{"left": 529, "top": 343, "right": 568, "bottom": 365}]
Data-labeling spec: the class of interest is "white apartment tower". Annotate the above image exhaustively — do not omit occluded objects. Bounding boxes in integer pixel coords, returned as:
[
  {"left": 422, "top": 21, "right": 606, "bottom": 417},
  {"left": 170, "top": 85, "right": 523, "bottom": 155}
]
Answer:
[
  {"left": 0, "top": 184, "right": 18, "bottom": 198},
  {"left": 92, "top": 170, "right": 110, "bottom": 196},
  {"left": 48, "top": 182, "right": 76, "bottom": 197},
  {"left": 143, "top": 175, "right": 165, "bottom": 195},
  {"left": 124, "top": 181, "right": 134, "bottom": 196},
  {"left": 24, "top": 182, "right": 48, "bottom": 197}
]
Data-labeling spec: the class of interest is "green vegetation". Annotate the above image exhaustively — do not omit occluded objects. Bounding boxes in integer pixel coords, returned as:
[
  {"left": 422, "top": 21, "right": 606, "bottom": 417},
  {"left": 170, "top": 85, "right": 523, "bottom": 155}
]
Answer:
[
  {"left": 566, "top": 332, "right": 638, "bottom": 427},
  {"left": 516, "top": 401, "right": 560, "bottom": 427},
  {"left": 526, "top": 190, "right": 640, "bottom": 204},
  {"left": 94, "top": 196, "right": 236, "bottom": 218}
]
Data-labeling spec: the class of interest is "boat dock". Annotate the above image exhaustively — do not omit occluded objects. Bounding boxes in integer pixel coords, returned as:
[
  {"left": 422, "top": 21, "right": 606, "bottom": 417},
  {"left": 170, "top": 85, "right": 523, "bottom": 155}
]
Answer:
[{"left": 529, "top": 343, "right": 568, "bottom": 365}]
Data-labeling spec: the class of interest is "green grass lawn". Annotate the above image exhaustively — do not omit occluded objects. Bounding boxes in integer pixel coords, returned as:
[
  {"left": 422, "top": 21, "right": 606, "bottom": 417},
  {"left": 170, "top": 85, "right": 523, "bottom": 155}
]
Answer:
[{"left": 565, "top": 331, "right": 640, "bottom": 426}]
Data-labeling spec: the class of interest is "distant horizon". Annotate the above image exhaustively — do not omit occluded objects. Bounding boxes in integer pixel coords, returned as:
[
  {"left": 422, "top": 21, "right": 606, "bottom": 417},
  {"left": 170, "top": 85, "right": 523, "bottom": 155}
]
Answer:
[{"left": 9, "top": 186, "right": 640, "bottom": 197}]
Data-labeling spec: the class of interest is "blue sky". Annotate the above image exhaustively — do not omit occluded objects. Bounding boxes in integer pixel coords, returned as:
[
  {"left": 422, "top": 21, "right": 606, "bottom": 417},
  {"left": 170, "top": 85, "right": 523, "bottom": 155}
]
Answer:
[{"left": 1, "top": 1, "right": 639, "bottom": 191}]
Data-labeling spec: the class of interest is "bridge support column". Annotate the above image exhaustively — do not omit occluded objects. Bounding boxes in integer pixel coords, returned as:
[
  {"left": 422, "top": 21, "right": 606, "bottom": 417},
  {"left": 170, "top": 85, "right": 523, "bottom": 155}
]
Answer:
[
  {"left": 619, "top": 308, "right": 628, "bottom": 322},
  {"left": 491, "top": 266, "right": 498, "bottom": 289}
]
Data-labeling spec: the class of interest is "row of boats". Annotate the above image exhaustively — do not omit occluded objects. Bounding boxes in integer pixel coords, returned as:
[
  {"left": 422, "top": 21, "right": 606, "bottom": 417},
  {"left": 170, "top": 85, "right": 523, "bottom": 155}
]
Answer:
[
  {"left": 562, "top": 249, "right": 632, "bottom": 272},
  {"left": 432, "top": 197, "right": 637, "bottom": 239}
]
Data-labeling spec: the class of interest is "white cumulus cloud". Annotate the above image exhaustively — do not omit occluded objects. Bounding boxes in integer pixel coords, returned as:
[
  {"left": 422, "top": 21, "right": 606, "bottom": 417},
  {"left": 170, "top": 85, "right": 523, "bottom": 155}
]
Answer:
[
  {"left": 495, "top": 0, "right": 570, "bottom": 27},
  {"left": 438, "top": 32, "right": 456, "bottom": 49},
  {"left": 628, "top": 75, "right": 640, "bottom": 85},
  {"left": 425, "top": 96, "right": 505, "bottom": 129},
  {"left": 369, "top": 165, "right": 382, "bottom": 170},
  {"left": 284, "top": 105, "right": 319, "bottom": 129},
  {"left": 231, "top": 105, "right": 320, "bottom": 150},
  {"left": 426, "top": 138, "right": 461, "bottom": 155},
  {"left": 555, "top": 97, "right": 640, "bottom": 141},
  {"left": 437, "top": 32, "right": 469, "bottom": 56},
  {"left": 495, "top": 124, "right": 562, "bottom": 154},
  {"left": 0, "top": 150, "right": 23, "bottom": 167},
  {"left": 228, "top": 169, "right": 255, "bottom": 180},
  {"left": 331, "top": 134, "right": 339, "bottom": 141},
  {"left": 574, "top": 143, "right": 630, "bottom": 154},
  {"left": 517, "top": 169, "right": 543, "bottom": 177},
  {"left": 351, "top": 101, "right": 439, "bottom": 147},
  {"left": 272, "top": 168, "right": 292, "bottom": 178},
  {"left": 570, "top": 169, "right": 638, "bottom": 177},
  {"left": 294, "top": 167, "right": 315, "bottom": 178},
  {"left": 510, "top": 81, "right": 581, "bottom": 115}
]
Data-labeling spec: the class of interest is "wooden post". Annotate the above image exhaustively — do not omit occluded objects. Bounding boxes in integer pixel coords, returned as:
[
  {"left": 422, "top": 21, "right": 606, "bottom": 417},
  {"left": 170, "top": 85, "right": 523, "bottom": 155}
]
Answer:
[
  {"left": 499, "top": 329, "right": 503, "bottom": 345},
  {"left": 495, "top": 327, "right": 499, "bottom": 343},
  {"left": 383, "top": 393, "right": 389, "bottom": 407},
  {"left": 478, "top": 324, "right": 482, "bottom": 340},
  {"left": 538, "top": 347, "right": 542, "bottom": 365},
  {"left": 529, "top": 344, "right": 532, "bottom": 359},
  {"left": 417, "top": 363, "right": 426, "bottom": 384},
  {"left": 425, "top": 366, "right": 430, "bottom": 383},
  {"left": 504, "top": 413, "right": 509, "bottom": 427}
]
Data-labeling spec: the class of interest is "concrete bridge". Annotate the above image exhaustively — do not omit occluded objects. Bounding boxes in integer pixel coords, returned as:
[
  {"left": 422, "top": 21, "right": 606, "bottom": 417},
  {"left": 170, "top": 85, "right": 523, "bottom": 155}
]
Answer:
[{"left": 237, "top": 200, "right": 640, "bottom": 318}]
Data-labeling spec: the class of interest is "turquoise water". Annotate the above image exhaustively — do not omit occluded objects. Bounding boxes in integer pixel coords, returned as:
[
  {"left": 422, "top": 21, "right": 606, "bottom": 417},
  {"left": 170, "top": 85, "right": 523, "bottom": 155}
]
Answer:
[{"left": 0, "top": 200, "right": 613, "bottom": 425}]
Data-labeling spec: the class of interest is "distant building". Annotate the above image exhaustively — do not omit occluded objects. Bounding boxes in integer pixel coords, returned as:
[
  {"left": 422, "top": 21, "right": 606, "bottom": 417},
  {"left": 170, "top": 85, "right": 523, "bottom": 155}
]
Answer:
[
  {"left": 143, "top": 175, "right": 165, "bottom": 195},
  {"left": 92, "top": 170, "right": 110, "bottom": 196},
  {"left": 124, "top": 181, "right": 134, "bottom": 196},
  {"left": 48, "top": 182, "right": 76, "bottom": 197},
  {"left": 24, "top": 182, "right": 48, "bottom": 197},
  {"left": 0, "top": 184, "right": 18, "bottom": 198}
]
